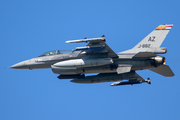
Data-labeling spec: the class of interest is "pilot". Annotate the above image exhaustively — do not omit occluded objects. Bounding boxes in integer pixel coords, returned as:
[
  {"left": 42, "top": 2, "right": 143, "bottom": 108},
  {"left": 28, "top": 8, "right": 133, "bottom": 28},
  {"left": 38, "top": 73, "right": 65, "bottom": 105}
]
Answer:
[
  {"left": 56, "top": 50, "right": 61, "bottom": 54},
  {"left": 49, "top": 52, "right": 53, "bottom": 55}
]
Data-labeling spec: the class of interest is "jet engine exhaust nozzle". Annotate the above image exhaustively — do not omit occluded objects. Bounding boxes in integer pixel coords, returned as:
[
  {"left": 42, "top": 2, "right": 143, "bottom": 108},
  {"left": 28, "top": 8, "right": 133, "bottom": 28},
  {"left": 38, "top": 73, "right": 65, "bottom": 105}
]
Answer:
[{"left": 151, "top": 56, "right": 166, "bottom": 67}]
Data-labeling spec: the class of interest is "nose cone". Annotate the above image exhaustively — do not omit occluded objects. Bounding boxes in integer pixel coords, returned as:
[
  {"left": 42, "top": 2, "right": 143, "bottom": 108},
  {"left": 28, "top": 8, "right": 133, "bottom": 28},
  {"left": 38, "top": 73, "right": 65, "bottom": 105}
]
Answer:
[{"left": 10, "top": 61, "right": 28, "bottom": 69}]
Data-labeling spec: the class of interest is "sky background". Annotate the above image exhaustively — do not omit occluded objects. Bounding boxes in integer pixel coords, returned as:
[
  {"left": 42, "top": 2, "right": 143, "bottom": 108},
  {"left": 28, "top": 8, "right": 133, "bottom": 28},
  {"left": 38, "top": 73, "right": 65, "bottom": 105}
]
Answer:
[{"left": 1, "top": 0, "right": 180, "bottom": 120}]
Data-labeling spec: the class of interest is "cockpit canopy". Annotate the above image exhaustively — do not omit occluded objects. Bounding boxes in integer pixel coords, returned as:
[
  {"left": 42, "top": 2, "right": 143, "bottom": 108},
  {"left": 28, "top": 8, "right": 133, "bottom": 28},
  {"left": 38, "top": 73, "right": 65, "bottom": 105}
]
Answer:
[{"left": 39, "top": 50, "right": 72, "bottom": 57}]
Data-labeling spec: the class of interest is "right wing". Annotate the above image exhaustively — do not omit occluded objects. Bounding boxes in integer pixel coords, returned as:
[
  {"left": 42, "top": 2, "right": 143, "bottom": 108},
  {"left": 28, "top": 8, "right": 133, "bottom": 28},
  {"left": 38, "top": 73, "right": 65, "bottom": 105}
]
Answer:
[
  {"left": 66, "top": 35, "right": 118, "bottom": 58},
  {"left": 70, "top": 71, "right": 150, "bottom": 86}
]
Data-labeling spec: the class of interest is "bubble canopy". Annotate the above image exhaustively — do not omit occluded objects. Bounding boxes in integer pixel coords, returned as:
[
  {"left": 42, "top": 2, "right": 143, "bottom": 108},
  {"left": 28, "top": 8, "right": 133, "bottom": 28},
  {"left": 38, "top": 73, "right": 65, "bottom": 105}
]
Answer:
[{"left": 39, "top": 50, "right": 72, "bottom": 57}]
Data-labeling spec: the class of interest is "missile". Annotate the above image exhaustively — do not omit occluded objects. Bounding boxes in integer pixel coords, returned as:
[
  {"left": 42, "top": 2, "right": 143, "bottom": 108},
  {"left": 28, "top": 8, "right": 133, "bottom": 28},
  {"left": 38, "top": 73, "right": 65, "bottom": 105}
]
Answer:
[
  {"left": 110, "top": 81, "right": 142, "bottom": 86},
  {"left": 66, "top": 36, "right": 105, "bottom": 43},
  {"left": 110, "top": 78, "right": 151, "bottom": 86}
]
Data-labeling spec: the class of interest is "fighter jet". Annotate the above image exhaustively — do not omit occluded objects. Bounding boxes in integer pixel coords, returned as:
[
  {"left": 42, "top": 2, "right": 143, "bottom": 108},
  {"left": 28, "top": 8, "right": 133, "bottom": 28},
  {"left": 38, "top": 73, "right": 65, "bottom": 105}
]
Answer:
[{"left": 11, "top": 24, "right": 174, "bottom": 86}]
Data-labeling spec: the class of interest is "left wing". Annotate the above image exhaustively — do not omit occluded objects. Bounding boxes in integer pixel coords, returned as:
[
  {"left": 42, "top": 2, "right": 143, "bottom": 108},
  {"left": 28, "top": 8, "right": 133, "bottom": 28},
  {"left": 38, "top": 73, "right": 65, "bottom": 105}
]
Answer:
[
  {"left": 70, "top": 71, "right": 151, "bottom": 86},
  {"left": 66, "top": 35, "right": 118, "bottom": 58}
]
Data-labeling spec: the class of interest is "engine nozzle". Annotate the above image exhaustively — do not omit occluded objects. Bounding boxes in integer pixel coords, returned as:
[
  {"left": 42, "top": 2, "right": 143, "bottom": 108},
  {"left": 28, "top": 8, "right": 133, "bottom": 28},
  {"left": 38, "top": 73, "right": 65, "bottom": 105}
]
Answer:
[{"left": 151, "top": 56, "right": 166, "bottom": 67}]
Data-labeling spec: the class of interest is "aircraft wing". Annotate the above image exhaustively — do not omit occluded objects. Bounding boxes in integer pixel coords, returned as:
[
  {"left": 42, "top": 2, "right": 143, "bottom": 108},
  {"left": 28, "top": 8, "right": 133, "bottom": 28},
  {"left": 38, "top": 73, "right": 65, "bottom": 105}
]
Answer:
[
  {"left": 70, "top": 71, "right": 149, "bottom": 85},
  {"left": 134, "top": 72, "right": 145, "bottom": 81},
  {"left": 66, "top": 35, "right": 118, "bottom": 58},
  {"left": 86, "top": 42, "right": 118, "bottom": 58}
]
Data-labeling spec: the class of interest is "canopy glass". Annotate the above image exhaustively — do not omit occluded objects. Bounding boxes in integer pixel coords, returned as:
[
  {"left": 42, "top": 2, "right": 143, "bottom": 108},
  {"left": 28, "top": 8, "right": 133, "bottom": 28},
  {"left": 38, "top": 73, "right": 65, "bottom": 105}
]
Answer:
[{"left": 39, "top": 50, "right": 72, "bottom": 57}]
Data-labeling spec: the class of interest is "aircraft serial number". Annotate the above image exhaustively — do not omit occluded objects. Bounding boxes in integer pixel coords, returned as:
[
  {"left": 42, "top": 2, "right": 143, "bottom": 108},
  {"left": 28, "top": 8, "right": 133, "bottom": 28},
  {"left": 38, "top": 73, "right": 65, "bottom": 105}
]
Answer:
[{"left": 138, "top": 44, "right": 151, "bottom": 48}]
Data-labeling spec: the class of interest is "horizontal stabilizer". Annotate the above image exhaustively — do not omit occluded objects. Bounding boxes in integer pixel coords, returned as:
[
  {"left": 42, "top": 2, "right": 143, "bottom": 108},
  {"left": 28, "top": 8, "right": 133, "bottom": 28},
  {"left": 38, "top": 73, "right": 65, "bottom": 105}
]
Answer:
[
  {"left": 149, "top": 65, "right": 174, "bottom": 77},
  {"left": 133, "top": 52, "right": 157, "bottom": 58}
]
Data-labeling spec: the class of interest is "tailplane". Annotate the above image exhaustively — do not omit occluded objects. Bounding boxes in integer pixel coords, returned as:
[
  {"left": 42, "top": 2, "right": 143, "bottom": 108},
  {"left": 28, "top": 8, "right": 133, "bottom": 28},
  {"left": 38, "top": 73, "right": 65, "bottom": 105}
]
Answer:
[{"left": 149, "top": 65, "right": 174, "bottom": 77}]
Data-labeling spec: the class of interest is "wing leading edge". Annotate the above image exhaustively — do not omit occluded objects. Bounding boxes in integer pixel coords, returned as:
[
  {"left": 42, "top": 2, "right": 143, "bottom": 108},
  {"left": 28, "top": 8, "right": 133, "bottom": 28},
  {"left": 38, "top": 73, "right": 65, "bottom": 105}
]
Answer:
[{"left": 66, "top": 35, "right": 118, "bottom": 58}]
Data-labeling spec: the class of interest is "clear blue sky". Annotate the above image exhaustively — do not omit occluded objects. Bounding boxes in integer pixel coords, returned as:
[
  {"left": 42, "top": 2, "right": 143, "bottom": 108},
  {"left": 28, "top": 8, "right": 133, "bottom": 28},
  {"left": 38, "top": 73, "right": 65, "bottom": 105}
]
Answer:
[{"left": 1, "top": 0, "right": 180, "bottom": 120}]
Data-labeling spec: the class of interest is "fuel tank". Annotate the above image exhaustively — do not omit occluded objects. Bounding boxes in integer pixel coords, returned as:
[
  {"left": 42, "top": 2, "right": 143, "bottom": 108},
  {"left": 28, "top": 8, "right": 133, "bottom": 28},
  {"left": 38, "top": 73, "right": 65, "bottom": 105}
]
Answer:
[
  {"left": 53, "top": 58, "right": 113, "bottom": 67},
  {"left": 51, "top": 65, "right": 116, "bottom": 75}
]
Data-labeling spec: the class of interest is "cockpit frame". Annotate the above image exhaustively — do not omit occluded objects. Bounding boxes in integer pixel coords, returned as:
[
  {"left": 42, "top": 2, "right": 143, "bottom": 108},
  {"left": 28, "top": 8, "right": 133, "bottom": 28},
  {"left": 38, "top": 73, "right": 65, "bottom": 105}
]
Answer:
[{"left": 39, "top": 50, "right": 72, "bottom": 57}]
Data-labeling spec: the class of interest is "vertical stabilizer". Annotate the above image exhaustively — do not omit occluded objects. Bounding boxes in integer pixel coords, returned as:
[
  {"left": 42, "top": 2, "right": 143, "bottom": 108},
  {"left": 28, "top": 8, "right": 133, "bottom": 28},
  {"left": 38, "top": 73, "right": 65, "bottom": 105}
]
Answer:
[
  {"left": 120, "top": 24, "right": 173, "bottom": 54},
  {"left": 133, "top": 24, "right": 173, "bottom": 49}
]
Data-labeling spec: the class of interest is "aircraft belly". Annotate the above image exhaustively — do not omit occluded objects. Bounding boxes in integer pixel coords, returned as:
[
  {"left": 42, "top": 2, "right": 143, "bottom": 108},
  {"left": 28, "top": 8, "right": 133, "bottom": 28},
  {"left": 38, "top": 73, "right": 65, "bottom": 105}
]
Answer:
[{"left": 51, "top": 59, "right": 153, "bottom": 75}]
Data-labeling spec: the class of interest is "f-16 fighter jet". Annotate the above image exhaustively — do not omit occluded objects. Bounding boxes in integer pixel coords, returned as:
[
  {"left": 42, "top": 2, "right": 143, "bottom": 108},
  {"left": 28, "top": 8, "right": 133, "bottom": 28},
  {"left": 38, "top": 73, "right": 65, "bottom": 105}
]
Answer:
[{"left": 11, "top": 24, "right": 174, "bottom": 86}]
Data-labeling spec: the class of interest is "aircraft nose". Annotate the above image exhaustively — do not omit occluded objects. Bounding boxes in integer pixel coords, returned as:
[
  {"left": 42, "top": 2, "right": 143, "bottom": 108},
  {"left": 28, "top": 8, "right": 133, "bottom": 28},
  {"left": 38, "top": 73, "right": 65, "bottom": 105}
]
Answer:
[{"left": 10, "top": 61, "right": 27, "bottom": 69}]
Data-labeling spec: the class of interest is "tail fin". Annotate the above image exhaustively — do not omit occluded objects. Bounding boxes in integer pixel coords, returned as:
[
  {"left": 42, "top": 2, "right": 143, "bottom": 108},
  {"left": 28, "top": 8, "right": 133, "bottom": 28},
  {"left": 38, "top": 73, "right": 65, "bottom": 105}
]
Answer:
[
  {"left": 120, "top": 24, "right": 173, "bottom": 54},
  {"left": 133, "top": 24, "right": 173, "bottom": 49}
]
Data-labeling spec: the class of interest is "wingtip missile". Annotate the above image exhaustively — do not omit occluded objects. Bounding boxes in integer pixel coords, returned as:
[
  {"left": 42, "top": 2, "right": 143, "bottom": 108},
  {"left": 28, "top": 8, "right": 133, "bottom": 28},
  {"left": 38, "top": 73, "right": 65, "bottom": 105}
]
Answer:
[{"left": 65, "top": 36, "right": 106, "bottom": 43}]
